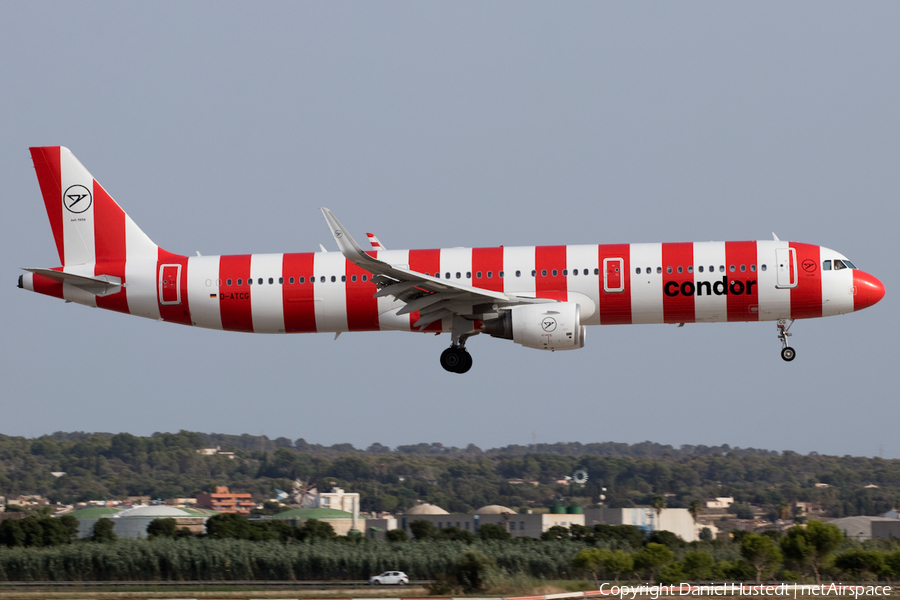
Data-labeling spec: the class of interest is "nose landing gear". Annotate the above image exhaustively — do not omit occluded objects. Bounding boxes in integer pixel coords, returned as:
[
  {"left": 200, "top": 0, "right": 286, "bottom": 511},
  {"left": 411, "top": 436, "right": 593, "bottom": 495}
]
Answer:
[{"left": 777, "top": 319, "right": 796, "bottom": 362}]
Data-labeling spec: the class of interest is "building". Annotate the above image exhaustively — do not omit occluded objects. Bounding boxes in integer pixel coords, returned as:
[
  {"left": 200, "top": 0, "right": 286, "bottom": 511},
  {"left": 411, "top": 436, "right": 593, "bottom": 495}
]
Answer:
[
  {"left": 584, "top": 507, "right": 711, "bottom": 542},
  {"left": 268, "top": 507, "right": 359, "bottom": 536},
  {"left": 69, "top": 505, "right": 213, "bottom": 539},
  {"left": 399, "top": 503, "right": 585, "bottom": 539},
  {"left": 705, "top": 497, "right": 734, "bottom": 509},
  {"left": 826, "top": 516, "right": 895, "bottom": 541},
  {"left": 314, "top": 488, "right": 360, "bottom": 523},
  {"left": 196, "top": 486, "right": 256, "bottom": 513}
]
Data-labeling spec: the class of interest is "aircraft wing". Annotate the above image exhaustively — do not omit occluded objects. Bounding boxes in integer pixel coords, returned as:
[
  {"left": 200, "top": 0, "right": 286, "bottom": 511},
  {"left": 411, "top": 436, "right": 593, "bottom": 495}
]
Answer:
[{"left": 321, "top": 208, "right": 548, "bottom": 329}]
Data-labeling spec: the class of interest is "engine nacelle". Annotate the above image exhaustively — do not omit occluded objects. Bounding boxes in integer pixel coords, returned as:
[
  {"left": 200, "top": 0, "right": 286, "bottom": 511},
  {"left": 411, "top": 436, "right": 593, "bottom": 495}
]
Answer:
[{"left": 482, "top": 302, "right": 586, "bottom": 351}]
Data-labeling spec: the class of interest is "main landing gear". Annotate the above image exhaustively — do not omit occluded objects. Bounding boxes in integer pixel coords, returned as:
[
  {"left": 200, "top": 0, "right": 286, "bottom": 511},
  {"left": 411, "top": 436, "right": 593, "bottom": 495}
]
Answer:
[
  {"left": 777, "top": 319, "right": 796, "bottom": 362},
  {"left": 440, "top": 345, "right": 472, "bottom": 374}
]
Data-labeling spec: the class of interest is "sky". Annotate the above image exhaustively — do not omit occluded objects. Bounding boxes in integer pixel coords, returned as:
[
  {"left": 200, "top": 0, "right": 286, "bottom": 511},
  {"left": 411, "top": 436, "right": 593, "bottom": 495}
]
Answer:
[{"left": 2, "top": 2, "right": 898, "bottom": 458}]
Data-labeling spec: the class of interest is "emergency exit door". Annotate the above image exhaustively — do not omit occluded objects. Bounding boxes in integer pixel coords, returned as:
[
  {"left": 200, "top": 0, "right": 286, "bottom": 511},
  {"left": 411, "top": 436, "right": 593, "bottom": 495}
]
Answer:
[
  {"left": 775, "top": 248, "right": 798, "bottom": 289},
  {"left": 159, "top": 264, "right": 182, "bottom": 305},
  {"left": 603, "top": 258, "right": 625, "bottom": 292}
]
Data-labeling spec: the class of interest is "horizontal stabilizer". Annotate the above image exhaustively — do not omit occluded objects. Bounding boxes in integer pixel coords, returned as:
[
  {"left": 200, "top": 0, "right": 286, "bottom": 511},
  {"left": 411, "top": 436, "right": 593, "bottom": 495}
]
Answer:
[{"left": 24, "top": 268, "right": 122, "bottom": 297}]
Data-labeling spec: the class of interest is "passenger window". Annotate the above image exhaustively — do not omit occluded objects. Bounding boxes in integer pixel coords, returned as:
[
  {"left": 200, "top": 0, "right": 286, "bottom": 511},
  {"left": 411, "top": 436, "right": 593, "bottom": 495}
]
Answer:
[
  {"left": 456, "top": 272, "right": 461, "bottom": 279},
  {"left": 487, "top": 271, "right": 493, "bottom": 278},
  {"left": 729, "top": 265, "right": 735, "bottom": 273},
  {"left": 761, "top": 264, "right": 767, "bottom": 271},
  {"left": 667, "top": 267, "right": 672, "bottom": 274},
  {"left": 698, "top": 266, "right": 704, "bottom": 273},
  {"left": 226, "top": 279, "right": 233, "bottom": 286},
  {"left": 541, "top": 270, "right": 547, "bottom": 277},
  {"left": 740, "top": 265, "right": 746, "bottom": 272},
  {"left": 750, "top": 265, "right": 756, "bottom": 272},
  {"left": 719, "top": 265, "right": 725, "bottom": 272},
  {"left": 594, "top": 268, "right": 599, "bottom": 275},
  {"left": 532, "top": 270, "right": 537, "bottom": 277},
  {"left": 237, "top": 278, "right": 243, "bottom": 285},
  {"left": 563, "top": 269, "right": 568, "bottom": 276},
  {"left": 248, "top": 278, "right": 253, "bottom": 285},
  {"left": 823, "top": 260, "right": 832, "bottom": 270},
  {"left": 499, "top": 271, "right": 504, "bottom": 278},
  {"left": 552, "top": 269, "right": 558, "bottom": 276},
  {"left": 656, "top": 267, "right": 662, "bottom": 274},
  {"left": 516, "top": 270, "right": 521, "bottom": 277},
  {"left": 688, "top": 266, "right": 693, "bottom": 273},
  {"left": 362, "top": 275, "right": 368, "bottom": 282},
  {"left": 635, "top": 267, "right": 641, "bottom": 274},
  {"left": 477, "top": 271, "right": 482, "bottom": 278},
  {"left": 677, "top": 266, "right": 683, "bottom": 274},
  {"left": 351, "top": 275, "right": 357, "bottom": 282},
  {"left": 445, "top": 272, "right": 451, "bottom": 279},
  {"left": 258, "top": 278, "right": 263, "bottom": 285},
  {"left": 330, "top": 276, "right": 336, "bottom": 283},
  {"left": 573, "top": 269, "right": 579, "bottom": 276},
  {"left": 466, "top": 272, "right": 471, "bottom": 278},
  {"left": 269, "top": 277, "right": 274, "bottom": 284},
  {"left": 299, "top": 277, "right": 304, "bottom": 284},
  {"left": 320, "top": 276, "right": 325, "bottom": 283},
  {"left": 278, "top": 277, "right": 284, "bottom": 284},
  {"left": 340, "top": 275, "right": 345, "bottom": 282}
]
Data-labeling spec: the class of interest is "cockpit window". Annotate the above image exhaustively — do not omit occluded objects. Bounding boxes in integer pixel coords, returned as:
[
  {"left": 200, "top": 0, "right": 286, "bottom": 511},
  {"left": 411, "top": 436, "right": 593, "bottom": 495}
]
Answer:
[
  {"left": 844, "top": 260, "right": 856, "bottom": 269},
  {"left": 823, "top": 260, "right": 832, "bottom": 271},
  {"left": 833, "top": 260, "right": 847, "bottom": 270}
]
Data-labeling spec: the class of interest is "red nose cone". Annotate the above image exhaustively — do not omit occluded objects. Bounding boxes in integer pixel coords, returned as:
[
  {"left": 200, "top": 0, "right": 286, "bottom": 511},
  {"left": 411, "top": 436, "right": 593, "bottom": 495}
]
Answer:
[{"left": 853, "top": 271, "right": 885, "bottom": 311}]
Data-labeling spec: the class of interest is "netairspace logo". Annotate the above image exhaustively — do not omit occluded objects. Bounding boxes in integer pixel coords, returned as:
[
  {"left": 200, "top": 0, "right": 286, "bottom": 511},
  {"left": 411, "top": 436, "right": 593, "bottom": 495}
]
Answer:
[{"left": 596, "top": 584, "right": 892, "bottom": 599}]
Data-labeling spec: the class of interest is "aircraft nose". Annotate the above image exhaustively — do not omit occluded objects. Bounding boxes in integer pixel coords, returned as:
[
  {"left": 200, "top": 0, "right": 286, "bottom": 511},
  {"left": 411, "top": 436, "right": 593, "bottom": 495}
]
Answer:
[{"left": 853, "top": 270, "right": 885, "bottom": 311}]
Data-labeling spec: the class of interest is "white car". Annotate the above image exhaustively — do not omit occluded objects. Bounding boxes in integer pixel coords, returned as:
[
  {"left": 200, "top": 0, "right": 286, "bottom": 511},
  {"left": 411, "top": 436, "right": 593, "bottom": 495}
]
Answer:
[{"left": 369, "top": 571, "right": 409, "bottom": 585}]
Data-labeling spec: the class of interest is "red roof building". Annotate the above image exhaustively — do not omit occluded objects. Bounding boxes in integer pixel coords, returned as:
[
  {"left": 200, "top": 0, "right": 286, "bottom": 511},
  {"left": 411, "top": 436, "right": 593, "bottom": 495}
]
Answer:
[{"left": 196, "top": 486, "right": 255, "bottom": 514}]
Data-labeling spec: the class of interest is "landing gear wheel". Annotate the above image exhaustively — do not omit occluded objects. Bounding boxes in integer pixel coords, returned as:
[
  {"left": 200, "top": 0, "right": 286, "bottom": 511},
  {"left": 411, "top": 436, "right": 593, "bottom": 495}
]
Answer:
[
  {"left": 440, "top": 347, "right": 473, "bottom": 374},
  {"left": 781, "top": 347, "right": 796, "bottom": 362}
]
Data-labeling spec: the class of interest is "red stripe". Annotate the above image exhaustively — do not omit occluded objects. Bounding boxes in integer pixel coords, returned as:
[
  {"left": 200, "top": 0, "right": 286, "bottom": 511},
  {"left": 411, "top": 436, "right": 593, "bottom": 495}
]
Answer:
[
  {"left": 93, "top": 182, "right": 129, "bottom": 314},
  {"left": 724, "top": 241, "right": 759, "bottom": 322},
  {"left": 407, "top": 249, "right": 443, "bottom": 331},
  {"left": 789, "top": 242, "right": 822, "bottom": 319},
  {"left": 32, "top": 272, "right": 64, "bottom": 299},
  {"left": 29, "top": 147, "right": 64, "bottom": 264},
  {"left": 282, "top": 253, "right": 316, "bottom": 333},
  {"left": 598, "top": 244, "right": 632, "bottom": 324},
  {"left": 157, "top": 249, "right": 192, "bottom": 326},
  {"left": 219, "top": 254, "right": 253, "bottom": 332},
  {"left": 661, "top": 242, "right": 695, "bottom": 323},
  {"left": 535, "top": 246, "right": 567, "bottom": 301},
  {"left": 345, "top": 259, "right": 379, "bottom": 331},
  {"left": 472, "top": 246, "right": 504, "bottom": 292}
]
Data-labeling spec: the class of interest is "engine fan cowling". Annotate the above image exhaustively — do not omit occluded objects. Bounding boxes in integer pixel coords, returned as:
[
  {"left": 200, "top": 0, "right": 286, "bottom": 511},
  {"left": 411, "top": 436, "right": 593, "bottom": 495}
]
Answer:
[{"left": 482, "top": 302, "right": 586, "bottom": 351}]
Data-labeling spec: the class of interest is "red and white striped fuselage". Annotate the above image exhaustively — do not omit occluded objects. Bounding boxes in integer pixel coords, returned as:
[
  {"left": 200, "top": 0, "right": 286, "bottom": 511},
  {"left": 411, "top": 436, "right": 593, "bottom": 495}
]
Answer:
[{"left": 20, "top": 147, "right": 885, "bottom": 372}]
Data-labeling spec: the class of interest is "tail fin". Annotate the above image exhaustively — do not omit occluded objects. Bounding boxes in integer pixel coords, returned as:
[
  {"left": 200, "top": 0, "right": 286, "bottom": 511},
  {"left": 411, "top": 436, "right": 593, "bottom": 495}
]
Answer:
[{"left": 30, "top": 147, "right": 158, "bottom": 266}]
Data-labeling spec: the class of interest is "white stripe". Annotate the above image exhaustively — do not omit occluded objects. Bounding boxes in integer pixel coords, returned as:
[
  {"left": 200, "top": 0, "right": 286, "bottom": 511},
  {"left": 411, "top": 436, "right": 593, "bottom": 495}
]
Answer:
[
  {"left": 756, "top": 241, "right": 791, "bottom": 319},
  {"left": 502, "top": 245, "right": 536, "bottom": 297},
  {"left": 376, "top": 250, "right": 410, "bottom": 331},
  {"left": 249, "top": 254, "right": 286, "bottom": 333},
  {"left": 313, "top": 252, "right": 348, "bottom": 333},
  {"left": 60, "top": 148, "right": 96, "bottom": 266},
  {"left": 629, "top": 243, "right": 663, "bottom": 324},
  {"left": 566, "top": 244, "right": 599, "bottom": 324},
  {"left": 187, "top": 256, "right": 223, "bottom": 330},
  {"left": 692, "top": 242, "right": 727, "bottom": 323},
  {"left": 124, "top": 216, "right": 160, "bottom": 319}
]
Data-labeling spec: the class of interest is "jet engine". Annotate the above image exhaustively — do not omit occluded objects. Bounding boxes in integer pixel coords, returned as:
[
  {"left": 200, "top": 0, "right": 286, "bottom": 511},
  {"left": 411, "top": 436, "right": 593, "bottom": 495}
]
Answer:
[{"left": 482, "top": 302, "right": 586, "bottom": 351}]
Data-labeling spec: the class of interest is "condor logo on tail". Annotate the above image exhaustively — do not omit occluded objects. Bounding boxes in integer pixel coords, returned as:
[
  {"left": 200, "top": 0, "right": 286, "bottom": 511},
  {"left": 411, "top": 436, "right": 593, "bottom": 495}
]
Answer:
[{"left": 664, "top": 277, "right": 758, "bottom": 297}]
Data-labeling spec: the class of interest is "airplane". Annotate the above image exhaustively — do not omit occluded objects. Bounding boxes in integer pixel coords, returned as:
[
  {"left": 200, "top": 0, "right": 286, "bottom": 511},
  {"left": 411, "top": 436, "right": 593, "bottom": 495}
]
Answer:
[{"left": 19, "top": 147, "right": 885, "bottom": 374}]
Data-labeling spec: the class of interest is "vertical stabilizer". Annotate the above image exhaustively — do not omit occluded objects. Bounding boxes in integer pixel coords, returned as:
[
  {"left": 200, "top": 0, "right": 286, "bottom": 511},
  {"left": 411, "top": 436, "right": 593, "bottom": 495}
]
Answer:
[{"left": 29, "top": 147, "right": 158, "bottom": 266}]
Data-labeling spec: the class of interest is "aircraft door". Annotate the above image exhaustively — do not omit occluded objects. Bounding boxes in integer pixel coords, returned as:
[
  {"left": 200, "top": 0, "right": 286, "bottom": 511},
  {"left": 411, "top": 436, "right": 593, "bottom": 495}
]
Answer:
[
  {"left": 159, "top": 264, "right": 182, "bottom": 305},
  {"left": 775, "top": 248, "right": 798, "bottom": 289},
  {"left": 603, "top": 258, "right": 625, "bottom": 292}
]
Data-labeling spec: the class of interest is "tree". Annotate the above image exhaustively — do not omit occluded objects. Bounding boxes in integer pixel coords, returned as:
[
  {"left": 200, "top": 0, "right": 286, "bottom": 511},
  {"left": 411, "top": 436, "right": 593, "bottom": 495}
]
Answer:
[
  {"left": 91, "top": 518, "right": 117, "bottom": 543},
  {"left": 573, "top": 547, "right": 609, "bottom": 589},
  {"left": 699, "top": 527, "right": 713, "bottom": 541},
  {"left": 594, "top": 524, "right": 645, "bottom": 548},
  {"left": 440, "top": 526, "right": 476, "bottom": 542},
  {"left": 147, "top": 518, "right": 178, "bottom": 538},
  {"left": 298, "top": 518, "right": 336, "bottom": 541},
  {"left": 648, "top": 530, "right": 683, "bottom": 549},
  {"left": 454, "top": 550, "right": 495, "bottom": 593},
  {"left": 386, "top": 528, "right": 408, "bottom": 542},
  {"left": 681, "top": 550, "right": 715, "bottom": 580},
  {"left": 805, "top": 521, "right": 844, "bottom": 585},
  {"left": 651, "top": 496, "right": 667, "bottom": 525},
  {"left": 834, "top": 548, "right": 886, "bottom": 583},
  {"left": 410, "top": 519, "right": 438, "bottom": 540},
  {"left": 603, "top": 549, "right": 634, "bottom": 584},
  {"left": 478, "top": 523, "right": 511, "bottom": 541},
  {"left": 740, "top": 532, "right": 783, "bottom": 583},
  {"left": 688, "top": 499, "right": 704, "bottom": 524},
  {"left": 540, "top": 525, "right": 571, "bottom": 541},
  {"left": 634, "top": 543, "right": 674, "bottom": 583}
]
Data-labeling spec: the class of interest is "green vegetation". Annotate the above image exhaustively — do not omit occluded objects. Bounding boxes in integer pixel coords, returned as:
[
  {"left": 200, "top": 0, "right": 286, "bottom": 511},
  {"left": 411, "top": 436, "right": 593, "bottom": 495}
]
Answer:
[{"left": 1, "top": 431, "right": 900, "bottom": 518}]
